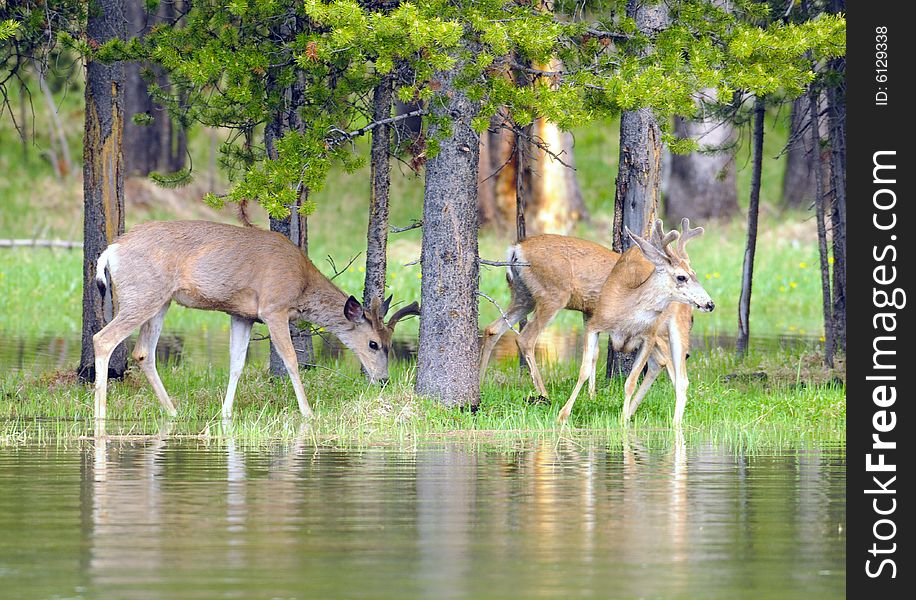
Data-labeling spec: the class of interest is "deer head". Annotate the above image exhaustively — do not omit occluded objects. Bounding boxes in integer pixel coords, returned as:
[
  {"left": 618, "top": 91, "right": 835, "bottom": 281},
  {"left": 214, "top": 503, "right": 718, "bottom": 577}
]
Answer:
[
  {"left": 339, "top": 295, "right": 421, "bottom": 383},
  {"left": 625, "top": 219, "right": 715, "bottom": 313}
]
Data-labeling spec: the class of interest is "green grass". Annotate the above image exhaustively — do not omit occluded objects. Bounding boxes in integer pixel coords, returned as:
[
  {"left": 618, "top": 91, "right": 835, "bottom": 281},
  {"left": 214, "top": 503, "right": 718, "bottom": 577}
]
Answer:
[{"left": 1, "top": 344, "right": 845, "bottom": 447}]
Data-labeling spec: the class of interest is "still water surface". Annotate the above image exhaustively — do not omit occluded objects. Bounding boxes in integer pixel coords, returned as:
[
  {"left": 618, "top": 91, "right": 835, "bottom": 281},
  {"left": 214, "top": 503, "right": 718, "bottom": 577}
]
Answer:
[{"left": 0, "top": 437, "right": 845, "bottom": 599}]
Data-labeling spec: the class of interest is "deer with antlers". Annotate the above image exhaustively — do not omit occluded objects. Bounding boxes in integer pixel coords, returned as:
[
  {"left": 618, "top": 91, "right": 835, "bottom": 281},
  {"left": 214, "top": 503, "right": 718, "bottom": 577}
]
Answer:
[
  {"left": 556, "top": 219, "right": 713, "bottom": 425},
  {"left": 91, "top": 220, "right": 419, "bottom": 421},
  {"left": 480, "top": 219, "right": 709, "bottom": 424}
]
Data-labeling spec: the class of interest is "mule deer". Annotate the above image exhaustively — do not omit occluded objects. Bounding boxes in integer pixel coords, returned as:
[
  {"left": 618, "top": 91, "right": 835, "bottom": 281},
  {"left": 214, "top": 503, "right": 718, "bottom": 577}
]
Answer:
[
  {"left": 557, "top": 219, "right": 713, "bottom": 425},
  {"left": 91, "top": 220, "right": 419, "bottom": 421},
  {"left": 479, "top": 235, "right": 621, "bottom": 399}
]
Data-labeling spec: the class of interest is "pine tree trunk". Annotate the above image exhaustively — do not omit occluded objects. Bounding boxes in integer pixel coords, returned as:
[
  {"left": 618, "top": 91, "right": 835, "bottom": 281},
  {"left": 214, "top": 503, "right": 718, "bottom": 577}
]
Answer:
[
  {"left": 364, "top": 74, "right": 393, "bottom": 307},
  {"left": 736, "top": 97, "right": 766, "bottom": 357},
  {"left": 826, "top": 0, "right": 846, "bottom": 356},
  {"left": 605, "top": 0, "right": 667, "bottom": 379},
  {"left": 666, "top": 89, "right": 738, "bottom": 221},
  {"left": 782, "top": 97, "right": 816, "bottom": 208},
  {"left": 266, "top": 72, "right": 314, "bottom": 376},
  {"left": 809, "top": 88, "right": 836, "bottom": 368},
  {"left": 78, "top": 0, "right": 127, "bottom": 382},
  {"left": 415, "top": 49, "right": 481, "bottom": 408}
]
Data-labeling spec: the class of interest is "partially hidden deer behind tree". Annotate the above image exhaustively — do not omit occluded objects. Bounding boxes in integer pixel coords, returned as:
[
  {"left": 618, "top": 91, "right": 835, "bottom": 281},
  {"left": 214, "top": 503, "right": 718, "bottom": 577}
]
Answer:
[
  {"left": 480, "top": 219, "right": 709, "bottom": 425},
  {"left": 556, "top": 219, "right": 714, "bottom": 425},
  {"left": 91, "top": 220, "right": 419, "bottom": 421}
]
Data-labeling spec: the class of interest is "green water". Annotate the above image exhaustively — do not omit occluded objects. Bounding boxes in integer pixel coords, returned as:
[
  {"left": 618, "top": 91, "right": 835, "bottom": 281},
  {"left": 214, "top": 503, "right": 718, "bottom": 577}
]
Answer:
[{"left": 0, "top": 437, "right": 845, "bottom": 599}]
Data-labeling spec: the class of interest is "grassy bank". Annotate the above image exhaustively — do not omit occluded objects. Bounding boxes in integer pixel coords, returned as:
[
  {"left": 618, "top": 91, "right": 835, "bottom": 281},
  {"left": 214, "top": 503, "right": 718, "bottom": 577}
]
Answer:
[{"left": 1, "top": 344, "right": 845, "bottom": 447}]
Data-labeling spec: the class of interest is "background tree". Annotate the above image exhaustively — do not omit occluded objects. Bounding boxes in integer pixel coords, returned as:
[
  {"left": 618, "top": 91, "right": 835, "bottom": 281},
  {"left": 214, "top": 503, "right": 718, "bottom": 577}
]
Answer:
[
  {"left": 78, "top": 0, "right": 128, "bottom": 382},
  {"left": 665, "top": 91, "right": 738, "bottom": 222},
  {"left": 122, "top": 0, "right": 187, "bottom": 176}
]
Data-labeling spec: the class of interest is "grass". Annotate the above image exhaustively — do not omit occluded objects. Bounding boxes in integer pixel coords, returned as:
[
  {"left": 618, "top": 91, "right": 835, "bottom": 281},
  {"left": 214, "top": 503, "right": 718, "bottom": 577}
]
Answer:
[{"left": 1, "top": 342, "right": 845, "bottom": 447}]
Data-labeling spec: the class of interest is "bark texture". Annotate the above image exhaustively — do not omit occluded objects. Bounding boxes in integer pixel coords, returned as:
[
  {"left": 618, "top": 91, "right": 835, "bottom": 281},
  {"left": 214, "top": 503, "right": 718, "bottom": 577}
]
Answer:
[
  {"left": 809, "top": 90, "right": 835, "bottom": 368},
  {"left": 78, "top": 0, "right": 128, "bottom": 382},
  {"left": 826, "top": 0, "right": 846, "bottom": 356},
  {"left": 666, "top": 90, "right": 738, "bottom": 222},
  {"left": 415, "top": 50, "right": 481, "bottom": 407},
  {"left": 364, "top": 74, "right": 393, "bottom": 307},
  {"left": 781, "top": 95, "right": 829, "bottom": 208},
  {"left": 736, "top": 97, "right": 766, "bottom": 357},
  {"left": 605, "top": 0, "right": 668, "bottom": 378}
]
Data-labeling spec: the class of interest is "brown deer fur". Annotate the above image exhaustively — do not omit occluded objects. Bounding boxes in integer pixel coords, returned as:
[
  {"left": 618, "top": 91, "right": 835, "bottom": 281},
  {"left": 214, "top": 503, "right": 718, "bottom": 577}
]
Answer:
[{"left": 91, "top": 220, "right": 419, "bottom": 421}]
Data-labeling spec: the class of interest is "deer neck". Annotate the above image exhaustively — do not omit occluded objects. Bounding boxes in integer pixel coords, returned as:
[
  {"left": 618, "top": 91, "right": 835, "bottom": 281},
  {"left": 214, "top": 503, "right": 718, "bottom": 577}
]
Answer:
[{"left": 293, "top": 271, "right": 353, "bottom": 335}]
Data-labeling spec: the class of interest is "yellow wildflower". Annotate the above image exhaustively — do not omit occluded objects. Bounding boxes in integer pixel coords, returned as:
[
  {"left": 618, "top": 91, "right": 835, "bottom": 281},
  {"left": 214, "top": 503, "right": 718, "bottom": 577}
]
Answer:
[
  {"left": 798, "top": 262, "right": 808, "bottom": 269},
  {"left": 789, "top": 281, "right": 798, "bottom": 289}
]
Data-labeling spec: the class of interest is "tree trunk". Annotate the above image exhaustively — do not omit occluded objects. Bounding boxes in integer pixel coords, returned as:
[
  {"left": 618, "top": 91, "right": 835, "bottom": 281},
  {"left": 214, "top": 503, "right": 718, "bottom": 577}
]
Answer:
[
  {"left": 364, "top": 73, "right": 393, "bottom": 307},
  {"left": 605, "top": 0, "right": 667, "bottom": 379},
  {"left": 122, "top": 0, "right": 185, "bottom": 176},
  {"left": 782, "top": 97, "right": 815, "bottom": 208},
  {"left": 666, "top": 89, "right": 738, "bottom": 221},
  {"left": 736, "top": 97, "right": 766, "bottom": 358},
  {"left": 78, "top": 0, "right": 127, "bottom": 382},
  {"left": 809, "top": 88, "right": 835, "bottom": 368},
  {"left": 266, "top": 73, "right": 314, "bottom": 376},
  {"left": 826, "top": 0, "right": 846, "bottom": 356},
  {"left": 415, "top": 49, "right": 481, "bottom": 408}
]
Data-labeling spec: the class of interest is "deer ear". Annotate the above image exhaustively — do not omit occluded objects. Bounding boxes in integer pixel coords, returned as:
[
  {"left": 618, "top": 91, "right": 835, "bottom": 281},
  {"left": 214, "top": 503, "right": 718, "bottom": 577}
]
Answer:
[
  {"left": 627, "top": 227, "right": 669, "bottom": 267},
  {"left": 344, "top": 295, "right": 366, "bottom": 323},
  {"left": 381, "top": 295, "right": 393, "bottom": 318}
]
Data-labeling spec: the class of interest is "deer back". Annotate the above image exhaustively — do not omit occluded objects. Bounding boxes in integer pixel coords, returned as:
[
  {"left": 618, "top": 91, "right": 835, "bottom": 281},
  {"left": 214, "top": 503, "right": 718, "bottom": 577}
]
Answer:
[{"left": 511, "top": 235, "right": 620, "bottom": 312}]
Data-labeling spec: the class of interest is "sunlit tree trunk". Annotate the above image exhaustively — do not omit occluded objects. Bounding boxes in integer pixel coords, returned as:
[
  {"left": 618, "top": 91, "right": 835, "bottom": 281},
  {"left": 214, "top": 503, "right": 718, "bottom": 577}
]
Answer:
[{"left": 78, "top": 0, "right": 127, "bottom": 382}]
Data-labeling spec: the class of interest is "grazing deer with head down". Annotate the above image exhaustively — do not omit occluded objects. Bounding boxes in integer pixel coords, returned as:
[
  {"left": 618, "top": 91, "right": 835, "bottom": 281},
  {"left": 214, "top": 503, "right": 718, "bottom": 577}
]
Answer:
[
  {"left": 556, "top": 219, "right": 713, "bottom": 425},
  {"left": 91, "top": 220, "right": 419, "bottom": 421}
]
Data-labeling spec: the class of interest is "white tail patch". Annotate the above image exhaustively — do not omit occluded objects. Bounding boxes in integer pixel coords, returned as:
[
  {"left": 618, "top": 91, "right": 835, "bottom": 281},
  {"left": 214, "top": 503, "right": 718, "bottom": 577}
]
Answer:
[
  {"left": 95, "top": 243, "right": 120, "bottom": 286},
  {"left": 505, "top": 244, "right": 522, "bottom": 282}
]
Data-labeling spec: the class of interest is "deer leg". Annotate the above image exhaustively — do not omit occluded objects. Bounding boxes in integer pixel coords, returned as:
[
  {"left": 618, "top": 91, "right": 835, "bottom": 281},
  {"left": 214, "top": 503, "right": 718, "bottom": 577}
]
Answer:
[
  {"left": 222, "top": 315, "right": 254, "bottom": 419},
  {"left": 265, "top": 316, "right": 313, "bottom": 418},
  {"left": 517, "top": 298, "right": 566, "bottom": 398},
  {"left": 92, "top": 304, "right": 164, "bottom": 421},
  {"left": 479, "top": 300, "right": 531, "bottom": 384},
  {"left": 585, "top": 316, "right": 599, "bottom": 398},
  {"left": 132, "top": 302, "right": 176, "bottom": 416},
  {"left": 669, "top": 325, "right": 689, "bottom": 427},
  {"left": 557, "top": 330, "right": 599, "bottom": 424},
  {"left": 625, "top": 349, "right": 665, "bottom": 421},
  {"left": 621, "top": 341, "right": 653, "bottom": 423}
]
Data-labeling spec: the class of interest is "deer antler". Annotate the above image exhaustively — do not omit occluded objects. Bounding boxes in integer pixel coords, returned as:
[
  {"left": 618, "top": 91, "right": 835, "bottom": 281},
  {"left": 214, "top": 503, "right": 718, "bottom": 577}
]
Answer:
[
  {"left": 650, "top": 219, "right": 680, "bottom": 261},
  {"left": 387, "top": 301, "right": 420, "bottom": 330},
  {"left": 676, "top": 217, "right": 704, "bottom": 259}
]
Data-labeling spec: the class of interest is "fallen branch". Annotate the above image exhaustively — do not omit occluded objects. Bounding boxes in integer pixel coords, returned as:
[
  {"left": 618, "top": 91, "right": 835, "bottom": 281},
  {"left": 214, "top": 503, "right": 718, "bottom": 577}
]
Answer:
[{"left": 0, "top": 239, "right": 83, "bottom": 249}]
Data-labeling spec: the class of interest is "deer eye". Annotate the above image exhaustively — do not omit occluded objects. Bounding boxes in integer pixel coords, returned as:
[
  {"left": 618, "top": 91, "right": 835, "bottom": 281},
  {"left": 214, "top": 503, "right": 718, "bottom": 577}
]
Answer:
[
  {"left": 676, "top": 274, "right": 688, "bottom": 283},
  {"left": 369, "top": 341, "right": 380, "bottom": 351}
]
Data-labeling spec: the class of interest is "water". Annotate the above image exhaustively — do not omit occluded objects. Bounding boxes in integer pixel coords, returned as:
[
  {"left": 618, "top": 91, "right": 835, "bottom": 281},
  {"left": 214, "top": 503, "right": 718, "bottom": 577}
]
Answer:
[
  {"left": 0, "top": 438, "right": 845, "bottom": 599},
  {"left": 1, "top": 328, "right": 819, "bottom": 375}
]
